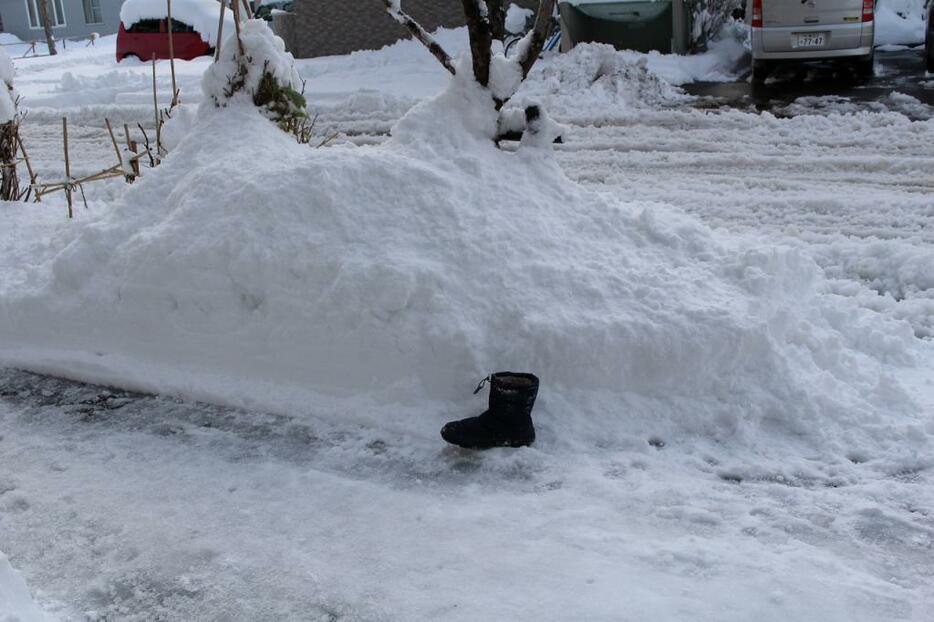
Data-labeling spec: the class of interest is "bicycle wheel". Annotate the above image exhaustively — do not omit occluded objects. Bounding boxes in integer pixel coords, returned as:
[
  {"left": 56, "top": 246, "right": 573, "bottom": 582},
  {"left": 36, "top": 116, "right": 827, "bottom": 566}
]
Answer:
[{"left": 504, "top": 35, "right": 523, "bottom": 58}]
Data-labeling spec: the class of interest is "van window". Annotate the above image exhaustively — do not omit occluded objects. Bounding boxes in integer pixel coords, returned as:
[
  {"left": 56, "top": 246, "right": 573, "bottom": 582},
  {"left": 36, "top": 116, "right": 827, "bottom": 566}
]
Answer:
[{"left": 127, "top": 19, "right": 162, "bottom": 33}]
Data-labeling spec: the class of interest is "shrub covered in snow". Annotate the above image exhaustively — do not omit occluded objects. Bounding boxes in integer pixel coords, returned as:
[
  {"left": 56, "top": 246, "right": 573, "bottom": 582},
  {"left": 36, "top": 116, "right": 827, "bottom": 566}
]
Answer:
[
  {"left": 0, "top": 46, "right": 19, "bottom": 201},
  {"left": 688, "top": 0, "right": 744, "bottom": 52},
  {"left": 202, "top": 19, "right": 307, "bottom": 134}
]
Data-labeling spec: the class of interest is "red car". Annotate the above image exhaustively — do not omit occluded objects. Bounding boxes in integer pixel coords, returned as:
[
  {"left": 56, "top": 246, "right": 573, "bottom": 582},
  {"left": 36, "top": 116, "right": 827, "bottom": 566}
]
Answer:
[{"left": 116, "top": 17, "right": 212, "bottom": 62}]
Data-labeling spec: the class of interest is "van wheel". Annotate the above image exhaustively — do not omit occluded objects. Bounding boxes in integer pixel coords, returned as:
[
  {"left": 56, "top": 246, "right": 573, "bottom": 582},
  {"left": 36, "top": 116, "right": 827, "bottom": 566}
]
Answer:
[
  {"left": 751, "top": 60, "right": 771, "bottom": 85},
  {"left": 855, "top": 53, "right": 875, "bottom": 79}
]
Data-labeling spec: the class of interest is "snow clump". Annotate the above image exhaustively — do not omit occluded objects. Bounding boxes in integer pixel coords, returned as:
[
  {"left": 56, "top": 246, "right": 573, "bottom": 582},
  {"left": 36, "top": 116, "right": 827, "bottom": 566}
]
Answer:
[{"left": 506, "top": 3, "right": 534, "bottom": 34}]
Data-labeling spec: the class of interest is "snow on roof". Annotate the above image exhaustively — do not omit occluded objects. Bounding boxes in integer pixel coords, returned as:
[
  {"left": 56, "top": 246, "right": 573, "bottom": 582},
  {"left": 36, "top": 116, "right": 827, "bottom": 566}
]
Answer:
[{"left": 120, "top": 0, "right": 233, "bottom": 46}]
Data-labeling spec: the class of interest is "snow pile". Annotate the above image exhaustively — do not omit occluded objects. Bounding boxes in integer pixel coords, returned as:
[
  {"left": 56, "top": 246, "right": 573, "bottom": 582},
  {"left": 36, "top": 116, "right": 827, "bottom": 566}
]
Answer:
[
  {"left": 120, "top": 0, "right": 232, "bottom": 46},
  {"left": 515, "top": 43, "right": 690, "bottom": 123},
  {"left": 0, "top": 46, "right": 15, "bottom": 123},
  {"left": 0, "top": 551, "right": 46, "bottom": 622},
  {"left": 0, "top": 69, "right": 928, "bottom": 462},
  {"left": 875, "top": 0, "right": 927, "bottom": 46}
]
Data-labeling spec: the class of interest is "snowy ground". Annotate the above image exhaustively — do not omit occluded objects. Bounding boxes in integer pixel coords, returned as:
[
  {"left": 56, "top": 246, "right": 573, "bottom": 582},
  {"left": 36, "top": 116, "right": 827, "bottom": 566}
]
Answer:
[{"left": 1, "top": 25, "right": 933, "bottom": 622}]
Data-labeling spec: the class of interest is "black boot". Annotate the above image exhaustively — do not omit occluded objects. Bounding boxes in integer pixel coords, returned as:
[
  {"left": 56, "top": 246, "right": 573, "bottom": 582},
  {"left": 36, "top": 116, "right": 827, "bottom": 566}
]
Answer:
[{"left": 441, "top": 372, "right": 539, "bottom": 449}]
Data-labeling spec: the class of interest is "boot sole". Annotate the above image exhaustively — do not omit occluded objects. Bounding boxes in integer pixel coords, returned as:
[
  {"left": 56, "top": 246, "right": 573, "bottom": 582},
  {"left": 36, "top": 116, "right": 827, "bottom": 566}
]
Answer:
[{"left": 444, "top": 437, "right": 535, "bottom": 450}]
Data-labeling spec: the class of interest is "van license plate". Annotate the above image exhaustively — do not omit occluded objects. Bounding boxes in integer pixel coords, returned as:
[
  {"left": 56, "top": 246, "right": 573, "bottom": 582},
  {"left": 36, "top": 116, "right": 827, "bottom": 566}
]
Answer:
[{"left": 794, "top": 32, "right": 827, "bottom": 48}]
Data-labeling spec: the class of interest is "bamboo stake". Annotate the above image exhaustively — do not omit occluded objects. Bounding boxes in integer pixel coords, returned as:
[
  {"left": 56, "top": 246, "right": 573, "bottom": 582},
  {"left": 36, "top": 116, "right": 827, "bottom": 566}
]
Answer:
[
  {"left": 15, "top": 132, "right": 40, "bottom": 202},
  {"left": 167, "top": 0, "right": 178, "bottom": 107},
  {"left": 240, "top": 0, "right": 253, "bottom": 19},
  {"left": 214, "top": 0, "right": 227, "bottom": 61},
  {"left": 104, "top": 118, "right": 125, "bottom": 173},
  {"left": 231, "top": 0, "right": 244, "bottom": 55},
  {"left": 151, "top": 54, "right": 161, "bottom": 158},
  {"left": 123, "top": 123, "right": 140, "bottom": 180},
  {"left": 62, "top": 117, "right": 72, "bottom": 218}
]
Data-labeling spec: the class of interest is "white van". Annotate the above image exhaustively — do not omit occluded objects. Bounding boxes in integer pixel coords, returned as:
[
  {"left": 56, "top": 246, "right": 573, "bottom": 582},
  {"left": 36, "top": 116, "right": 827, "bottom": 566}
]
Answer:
[{"left": 748, "top": 0, "right": 876, "bottom": 82}]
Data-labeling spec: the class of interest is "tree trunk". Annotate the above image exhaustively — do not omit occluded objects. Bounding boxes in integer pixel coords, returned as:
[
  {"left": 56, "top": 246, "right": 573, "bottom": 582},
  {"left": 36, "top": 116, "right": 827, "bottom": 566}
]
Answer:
[
  {"left": 461, "top": 0, "right": 492, "bottom": 87},
  {"left": 518, "top": 0, "right": 556, "bottom": 79},
  {"left": 488, "top": 0, "right": 506, "bottom": 42},
  {"left": 38, "top": 0, "right": 57, "bottom": 56}
]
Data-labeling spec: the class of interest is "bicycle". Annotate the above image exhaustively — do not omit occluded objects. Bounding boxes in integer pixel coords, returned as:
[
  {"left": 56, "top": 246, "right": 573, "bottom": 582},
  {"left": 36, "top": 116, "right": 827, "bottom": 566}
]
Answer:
[{"left": 504, "top": 10, "right": 562, "bottom": 59}]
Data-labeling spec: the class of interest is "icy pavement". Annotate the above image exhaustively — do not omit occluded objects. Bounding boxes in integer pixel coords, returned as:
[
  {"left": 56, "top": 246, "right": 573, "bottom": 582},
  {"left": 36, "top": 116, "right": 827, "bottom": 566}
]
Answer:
[
  {"left": 2, "top": 368, "right": 933, "bottom": 621},
  {"left": 685, "top": 48, "right": 934, "bottom": 120}
]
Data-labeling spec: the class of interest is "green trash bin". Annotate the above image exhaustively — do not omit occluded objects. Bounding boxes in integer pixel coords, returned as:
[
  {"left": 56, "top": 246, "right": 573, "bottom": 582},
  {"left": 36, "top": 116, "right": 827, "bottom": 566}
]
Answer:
[{"left": 559, "top": 0, "right": 674, "bottom": 53}]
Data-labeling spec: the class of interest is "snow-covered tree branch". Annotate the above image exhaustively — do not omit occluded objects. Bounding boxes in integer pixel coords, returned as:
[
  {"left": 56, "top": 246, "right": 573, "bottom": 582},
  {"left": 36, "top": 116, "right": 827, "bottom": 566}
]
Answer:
[{"left": 381, "top": 0, "right": 456, "bottom": 75}]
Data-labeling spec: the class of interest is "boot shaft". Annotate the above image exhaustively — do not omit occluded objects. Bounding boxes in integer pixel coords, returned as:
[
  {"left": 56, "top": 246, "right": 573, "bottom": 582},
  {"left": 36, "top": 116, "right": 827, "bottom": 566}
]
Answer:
[{"left": 488, "top": 372, "right": 539, "bottom": 422}]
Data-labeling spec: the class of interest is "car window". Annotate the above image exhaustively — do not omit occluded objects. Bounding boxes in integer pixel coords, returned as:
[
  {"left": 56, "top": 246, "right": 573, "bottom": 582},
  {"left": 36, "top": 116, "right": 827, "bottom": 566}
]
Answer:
[
  {"left": 127, "top": 18, "right": 161, "bottom": 33},
  {"left": 168, "top": 18, "right": 196, "bottom": 33}
]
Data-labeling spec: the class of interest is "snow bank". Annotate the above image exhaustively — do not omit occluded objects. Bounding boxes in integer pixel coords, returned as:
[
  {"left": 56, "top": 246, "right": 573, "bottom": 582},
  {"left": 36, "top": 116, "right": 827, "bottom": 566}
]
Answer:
[
  {"left": 0, "top": 64, "right": 928, "bottom": 463},
  {"left": 0, "top": 551, "right": 46, "bottom": 622},
  {"left": 120, "top": 0, "right": 232, "bottom": 46},
  {"left": 875, "top": 0, "right": 927, "bottom": 46}
]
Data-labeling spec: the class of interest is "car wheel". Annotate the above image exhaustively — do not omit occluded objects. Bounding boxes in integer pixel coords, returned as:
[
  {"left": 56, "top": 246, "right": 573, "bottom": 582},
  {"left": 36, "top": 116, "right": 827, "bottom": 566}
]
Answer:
[
  {"left": 751, "top": 60, "right": 771, "bottom": 85},
  {"left": 928, "top": 54, "right": 934, "bottom": 74}
]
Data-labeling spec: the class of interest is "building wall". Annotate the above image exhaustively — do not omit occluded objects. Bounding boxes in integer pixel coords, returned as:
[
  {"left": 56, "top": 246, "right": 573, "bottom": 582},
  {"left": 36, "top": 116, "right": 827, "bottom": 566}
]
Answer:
[
  {"left": 277, "top": 0, "right": 540, "bottom": 59},
  {"left": 0, "top": 0, "right": 123, "bottom": 44}
]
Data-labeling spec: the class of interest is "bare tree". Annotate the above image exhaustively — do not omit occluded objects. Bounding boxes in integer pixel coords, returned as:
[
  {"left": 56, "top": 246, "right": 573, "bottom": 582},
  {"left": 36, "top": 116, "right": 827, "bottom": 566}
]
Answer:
[
  {"left": 37, "top": 0, "right": 58, "bottom": 56},
  {"left": 381, "top": 0, "right": 556, "bottom": 111}
]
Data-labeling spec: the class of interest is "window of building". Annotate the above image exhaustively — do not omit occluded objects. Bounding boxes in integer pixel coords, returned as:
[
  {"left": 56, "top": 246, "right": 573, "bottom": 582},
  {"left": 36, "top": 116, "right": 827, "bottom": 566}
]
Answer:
[
  {"left": 83, "top": 0, "right": 102, "bottom": 25},
  {"left": 25, "top": 0, "right": 66, "bottom": 29}
]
